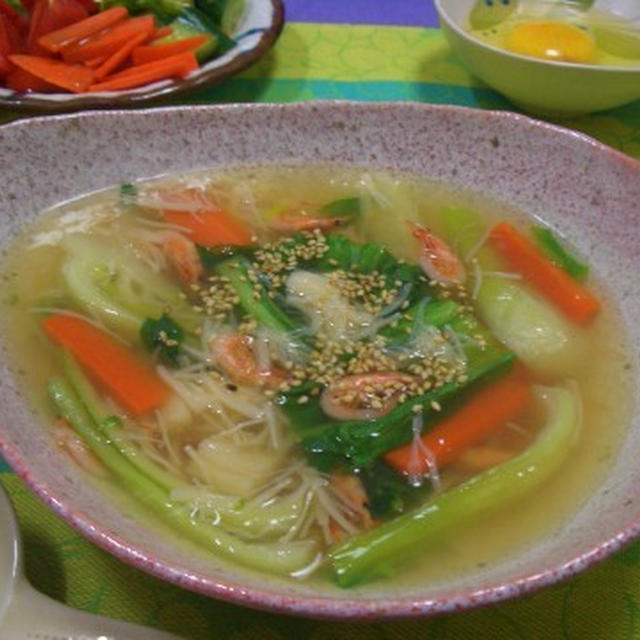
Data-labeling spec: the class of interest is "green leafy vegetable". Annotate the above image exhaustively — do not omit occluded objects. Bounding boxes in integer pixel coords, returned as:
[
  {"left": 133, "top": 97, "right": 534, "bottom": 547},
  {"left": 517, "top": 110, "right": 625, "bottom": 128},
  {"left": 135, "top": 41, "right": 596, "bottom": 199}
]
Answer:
[
  {"left": 283, "top": 303, "right": 512, "bottom": 472},
  {"left": 379, "top": 299, "right": 460, "bottom": 344},
  {"left": 310, "top": 234, "right": 430, "bottom": 317},
  {"left": 315, "top": 234, "right": 420, "bottom": 280},
  {"left": 289, "top": 350, "right": 514, "bottom": 472},
  {"left": 359, "top": 461, "right": 428, "bottom": 519},
  {"left": 140, "top": 314, "right": 184, "bottom": 366}
]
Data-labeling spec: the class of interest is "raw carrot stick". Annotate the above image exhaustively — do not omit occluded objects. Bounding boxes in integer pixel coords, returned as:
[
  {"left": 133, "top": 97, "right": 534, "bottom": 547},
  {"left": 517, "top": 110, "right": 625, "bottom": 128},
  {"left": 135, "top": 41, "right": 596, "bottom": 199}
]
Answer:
[
  {"left": 0, "top": 53, "right": 9, "bottom": 76},
  {"left": 61, "top": 15, "right": 154, "bottom": 62},
  {"left": 104, "top": 49, "right": 196, "bottom": 78},
  {"left": 93, "top": 29, "right": 148, "bottom": 80},
  {"left": 131, "top": 34, "right": 210, "bottom": 65},
  {"left": 385, "top": 368, "right": 532, "bottom": 474},
  {"left": 489, "top": 221, "right": 600, "bottom": 324},
  {"left": 150, "top": 26, "right": 173, "bottom": 41},
  {"left": 89, "top": 50, "right": 196, "bottom": 91},
  {"left": 0, "top": 0, "right": 28, "bottom": 34},
  {"left": 38, "top": 6, "right": 128, "bottom": 53},
  {"left": 5, "top": 65, "right": 58, "bottom": 91},
  {"left": 42, "top": 314, "right": 170, "bottom": 416},
  {"left": 8, "top": 54, "right": 93, "bottom": 92},
  {"left": 83, "top": 55, "right": 106, "bottom": 68}
]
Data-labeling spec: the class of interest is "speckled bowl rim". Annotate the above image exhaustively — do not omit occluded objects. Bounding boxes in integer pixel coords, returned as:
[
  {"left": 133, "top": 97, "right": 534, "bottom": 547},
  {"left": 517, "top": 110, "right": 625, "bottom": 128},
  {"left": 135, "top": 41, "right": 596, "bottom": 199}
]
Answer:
[
  {"left": 1, "top": 102, "right": 640, "bottom": 620},
  {"left": 0, "top": 0, "right": 284, "bottom": 112},
  {"left": 434, "top": 0, "right": 640, "bottom": 74}
]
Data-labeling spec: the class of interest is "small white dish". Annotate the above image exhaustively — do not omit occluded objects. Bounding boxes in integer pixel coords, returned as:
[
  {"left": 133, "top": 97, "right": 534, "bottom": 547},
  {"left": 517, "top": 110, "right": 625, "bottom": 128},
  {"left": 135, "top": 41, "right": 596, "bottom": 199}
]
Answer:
[{"left": 435, "top": 0, "right": 640, "bottom": 116}]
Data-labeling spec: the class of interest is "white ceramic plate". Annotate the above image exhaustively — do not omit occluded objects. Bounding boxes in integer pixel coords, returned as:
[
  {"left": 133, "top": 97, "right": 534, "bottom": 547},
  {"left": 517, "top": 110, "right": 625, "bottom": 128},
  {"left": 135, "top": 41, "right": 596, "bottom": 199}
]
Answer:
[{"left": 0, "top": 0, "right": 283, "bottom": 112}]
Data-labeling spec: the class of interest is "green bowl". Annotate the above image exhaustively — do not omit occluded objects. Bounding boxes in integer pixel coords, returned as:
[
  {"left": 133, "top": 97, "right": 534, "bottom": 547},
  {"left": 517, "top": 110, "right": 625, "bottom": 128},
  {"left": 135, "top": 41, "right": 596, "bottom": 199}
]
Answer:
[{"left": 435, "top": 0, "right": 640, "bottom": 116}]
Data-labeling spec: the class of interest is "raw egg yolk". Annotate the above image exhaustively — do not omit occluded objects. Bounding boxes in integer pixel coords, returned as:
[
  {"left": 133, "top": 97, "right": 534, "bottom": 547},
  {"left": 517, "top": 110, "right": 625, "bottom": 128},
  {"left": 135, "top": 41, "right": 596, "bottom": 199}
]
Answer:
[{"left": 506, "top": 21, "right": 596, "bottom": 63}]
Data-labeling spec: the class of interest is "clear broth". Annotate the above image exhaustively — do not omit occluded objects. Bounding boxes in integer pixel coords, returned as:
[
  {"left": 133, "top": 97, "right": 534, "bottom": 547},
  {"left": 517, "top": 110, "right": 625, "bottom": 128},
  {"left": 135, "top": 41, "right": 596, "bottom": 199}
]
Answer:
[{"left": 0, "top": 165, "right": 634, "bottom": 589}]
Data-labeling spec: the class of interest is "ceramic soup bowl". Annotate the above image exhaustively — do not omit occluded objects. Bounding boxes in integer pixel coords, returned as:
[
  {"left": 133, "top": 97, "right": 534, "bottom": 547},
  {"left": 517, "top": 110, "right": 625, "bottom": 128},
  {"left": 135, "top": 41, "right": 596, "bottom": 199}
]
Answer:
[{"left": 0, "top": 102, "right": 639, "bottom": 619}]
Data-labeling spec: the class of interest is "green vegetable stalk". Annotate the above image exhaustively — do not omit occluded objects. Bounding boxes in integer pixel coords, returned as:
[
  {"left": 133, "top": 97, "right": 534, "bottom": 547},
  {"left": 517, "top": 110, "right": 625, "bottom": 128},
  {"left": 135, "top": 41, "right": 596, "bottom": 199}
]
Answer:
[
  {"left": 215, "top": 256, "right": 299, "bottom": 332},
  {"left": 60, "top": 349, "right": 187, "bottom": 494},
  {"left": 437, "top": 207, "right": 586, "bottom": 376},
  {"left": 49, "top": 377, "right": 318, "bottom": 574},
  {"left": 531, "top": 225, "right": 589, "bottom": 282},
  {"left": 329, "top": 384, "right": 580, "bottom": 587}
]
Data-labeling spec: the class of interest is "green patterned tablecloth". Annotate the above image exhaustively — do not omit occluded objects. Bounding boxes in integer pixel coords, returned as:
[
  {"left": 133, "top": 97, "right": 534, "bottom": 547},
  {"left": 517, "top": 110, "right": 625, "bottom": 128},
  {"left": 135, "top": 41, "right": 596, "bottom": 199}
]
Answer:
[{"left": 2, "top": 15, "right": 640, "bottom": 640}]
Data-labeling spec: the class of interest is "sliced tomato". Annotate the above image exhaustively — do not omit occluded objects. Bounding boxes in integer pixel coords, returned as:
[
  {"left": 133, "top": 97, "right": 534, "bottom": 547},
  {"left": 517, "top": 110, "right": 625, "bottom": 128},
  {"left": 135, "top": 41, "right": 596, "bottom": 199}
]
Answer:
[{"left": 27, "top": 0, "right": 88, "bottom": 54}]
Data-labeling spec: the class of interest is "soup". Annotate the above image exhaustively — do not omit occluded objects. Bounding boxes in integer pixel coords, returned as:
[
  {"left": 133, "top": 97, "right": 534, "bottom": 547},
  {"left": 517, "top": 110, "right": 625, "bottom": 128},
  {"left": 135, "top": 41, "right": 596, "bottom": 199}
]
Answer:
[
  {"left": 468, "top": 0, "right": 640, "bottom": 66},
  {"left": 0, "top": 166, "right": 633, "bottom": 588}
]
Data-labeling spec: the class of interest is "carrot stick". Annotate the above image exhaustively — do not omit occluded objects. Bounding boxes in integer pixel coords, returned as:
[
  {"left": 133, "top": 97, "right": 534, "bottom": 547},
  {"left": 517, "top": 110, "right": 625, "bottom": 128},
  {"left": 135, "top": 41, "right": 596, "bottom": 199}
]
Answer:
[
  {"left": 61, "top": 15, "right": 154, "bottom": 62},
  {"left": 131, "top": 34, "right": 210, "bottom": 65},
  {"left": 38, "top": 6, "right": 128, "bottom": 53},
  {"left": 83, "top": 55, "right": 106, "bottom": 68},
  {"left": 489, "top": 221, "right": 600, "bottom": 324},
  {"left": 42, "top": 314, "right": 170, "bottom": 416},
  {"left": 385, "top": 368, "right": 532, "bottom": 475},
  {"left": 164, "top": 209, "right": 253, "bottom": 246},
  {"left": 0, "top": 53, "right": 9, "bottom": 76},
  {"left": 150, "top": 26, "right": 173, "bottom": 41},
  {"left": 8, "top": 53, "right": 93, "bottom": 92},
  {"left": 93, "top": 29, "right": 149, "bottom": 80},
  {"left": 5, "top": 65, "right": 58, "bottom": 91},
  {"left": 0, "top": 1, "right": 28, "bottom": 34},
  {"left": 89, "top": 50, "right": 196, "bottom": 91},
  {"left": 104, "top": 49, "right": 196, "bottom": 78}
]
